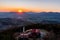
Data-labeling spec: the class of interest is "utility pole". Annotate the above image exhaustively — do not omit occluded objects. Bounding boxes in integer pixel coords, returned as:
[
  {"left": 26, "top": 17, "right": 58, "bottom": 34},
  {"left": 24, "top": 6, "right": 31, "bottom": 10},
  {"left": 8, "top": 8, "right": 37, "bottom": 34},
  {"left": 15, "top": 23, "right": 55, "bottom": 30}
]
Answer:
[{"left": 23, "top": 26, "right": 25, "bottom": 32}]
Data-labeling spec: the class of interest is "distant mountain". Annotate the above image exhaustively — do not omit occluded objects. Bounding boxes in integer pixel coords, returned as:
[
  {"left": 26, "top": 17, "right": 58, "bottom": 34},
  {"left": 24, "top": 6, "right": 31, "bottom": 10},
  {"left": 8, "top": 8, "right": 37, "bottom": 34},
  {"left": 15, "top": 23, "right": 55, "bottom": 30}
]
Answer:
[
  {"left": 23, "top": 12, "right": 60, "bottom": 23},
  {"left": 0, "top": 12, "right": 60, "bottom": 23}
]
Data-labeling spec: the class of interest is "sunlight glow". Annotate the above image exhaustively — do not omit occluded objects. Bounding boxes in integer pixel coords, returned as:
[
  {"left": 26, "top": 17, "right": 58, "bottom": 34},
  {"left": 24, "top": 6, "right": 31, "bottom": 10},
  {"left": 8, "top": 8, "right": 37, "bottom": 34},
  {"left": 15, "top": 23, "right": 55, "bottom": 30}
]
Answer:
[
  {"left": 18, "top": 9, "right": 23, "bottom": 13},
  {"left": 17, "top": 9, "right": 24, "bottom": 15}
]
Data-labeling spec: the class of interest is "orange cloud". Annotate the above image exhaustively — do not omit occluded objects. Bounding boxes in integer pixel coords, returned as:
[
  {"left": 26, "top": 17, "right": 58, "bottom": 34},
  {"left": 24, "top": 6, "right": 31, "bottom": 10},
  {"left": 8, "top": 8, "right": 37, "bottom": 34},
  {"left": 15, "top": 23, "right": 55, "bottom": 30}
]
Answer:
[
  {"left": 0, "top": 7, "right": 60, "bottom": 12},
  {"left": 0, "top": 7, "right": 30, "bottom": 12}
]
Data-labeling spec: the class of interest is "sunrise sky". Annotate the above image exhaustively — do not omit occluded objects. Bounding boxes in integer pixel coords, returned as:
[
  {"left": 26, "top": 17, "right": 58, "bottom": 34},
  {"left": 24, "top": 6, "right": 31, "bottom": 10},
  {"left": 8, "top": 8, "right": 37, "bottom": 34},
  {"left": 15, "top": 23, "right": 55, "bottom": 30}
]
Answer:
[{"left": 0, "top": 0, "right": 60, "bottom": 12}]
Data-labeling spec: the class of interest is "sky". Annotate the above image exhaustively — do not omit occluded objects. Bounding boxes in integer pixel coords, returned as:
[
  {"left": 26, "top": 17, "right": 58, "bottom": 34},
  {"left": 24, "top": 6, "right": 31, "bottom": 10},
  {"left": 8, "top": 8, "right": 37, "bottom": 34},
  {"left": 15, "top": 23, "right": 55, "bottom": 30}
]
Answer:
[{"left": 0, "top": 0, "right": 60, "bottom": 12}]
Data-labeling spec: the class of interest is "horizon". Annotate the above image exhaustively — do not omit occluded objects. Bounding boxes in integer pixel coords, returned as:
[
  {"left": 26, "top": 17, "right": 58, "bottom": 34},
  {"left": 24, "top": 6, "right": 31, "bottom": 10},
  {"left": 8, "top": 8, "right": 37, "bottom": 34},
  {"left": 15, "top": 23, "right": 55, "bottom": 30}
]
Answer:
[{"left": 0, "top": 11, "right": 60, "bottom": 13}]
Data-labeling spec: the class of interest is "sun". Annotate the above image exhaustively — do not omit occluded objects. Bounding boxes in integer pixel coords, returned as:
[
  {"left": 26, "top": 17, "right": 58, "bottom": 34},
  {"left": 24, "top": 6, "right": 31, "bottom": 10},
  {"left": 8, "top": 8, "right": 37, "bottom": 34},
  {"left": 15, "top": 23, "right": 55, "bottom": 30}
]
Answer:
[
  {"left": 18, "top": 9, "right": 23, "bottom": 13},
  {"left": 17, "top": 9, "right": 24, "bottom": 14}
]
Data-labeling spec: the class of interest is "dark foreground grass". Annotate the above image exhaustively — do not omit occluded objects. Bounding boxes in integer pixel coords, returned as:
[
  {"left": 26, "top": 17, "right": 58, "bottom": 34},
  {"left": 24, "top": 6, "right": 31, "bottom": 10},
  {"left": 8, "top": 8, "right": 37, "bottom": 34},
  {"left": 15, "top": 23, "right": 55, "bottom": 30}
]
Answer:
[{"left": 0, "top": 23, "right": 60, "bottom": 40}]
